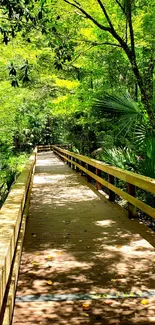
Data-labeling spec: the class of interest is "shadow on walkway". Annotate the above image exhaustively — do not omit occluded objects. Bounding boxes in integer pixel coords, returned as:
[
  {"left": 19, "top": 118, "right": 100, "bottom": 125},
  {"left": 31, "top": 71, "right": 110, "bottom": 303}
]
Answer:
[{"left": 13, "top": 152, "right": 155, "bottom": 325}]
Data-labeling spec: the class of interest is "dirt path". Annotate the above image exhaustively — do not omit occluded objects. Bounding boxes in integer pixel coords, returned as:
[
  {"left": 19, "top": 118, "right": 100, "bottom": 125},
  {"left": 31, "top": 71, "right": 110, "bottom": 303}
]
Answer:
[{"left": 13, "top": 151, "right": 155, "bottom": 325}]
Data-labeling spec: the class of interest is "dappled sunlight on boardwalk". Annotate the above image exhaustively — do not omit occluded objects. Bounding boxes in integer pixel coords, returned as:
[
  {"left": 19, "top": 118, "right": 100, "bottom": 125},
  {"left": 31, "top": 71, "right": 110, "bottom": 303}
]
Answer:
[{"left": 13, "top": 151, "right": 155, "bottom": 325}]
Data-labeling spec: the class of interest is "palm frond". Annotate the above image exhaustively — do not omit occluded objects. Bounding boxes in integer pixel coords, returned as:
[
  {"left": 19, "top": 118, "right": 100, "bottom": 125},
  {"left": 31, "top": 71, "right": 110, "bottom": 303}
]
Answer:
[
  {"left": 93, "top": 92, "right": 144, "bottom": 137},
  {"left": 135, "top": 124, "right": 155, "bottom": 151},
  {"left": 98, "top": 147, "right": 138, "bottom": 172},
  {"left": 135, "top": 124, "right": 147, "bottom": 145},
  {"left": 137, "top": 135, "right": 155, "bottom": 178},
  {"left": 93, "top": 92, "right": 141, "bottom": 117}
]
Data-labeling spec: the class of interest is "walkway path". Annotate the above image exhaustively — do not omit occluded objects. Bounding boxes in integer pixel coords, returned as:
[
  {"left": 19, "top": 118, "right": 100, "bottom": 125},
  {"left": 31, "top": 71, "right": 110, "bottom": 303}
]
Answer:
[{"left": 13, "top": 151, "right": 155, "bottom": 325}]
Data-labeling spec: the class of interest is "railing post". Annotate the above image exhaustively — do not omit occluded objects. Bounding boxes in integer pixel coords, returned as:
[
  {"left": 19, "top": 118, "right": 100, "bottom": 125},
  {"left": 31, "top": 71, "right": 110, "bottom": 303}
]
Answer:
[
  {"left": 72, "top": 157, "right": 75, "bottom": 170},
  {"left": 87, "top": 164, "right": 91, "bottom": 182},
  {"left": 75, "top": 158, "right": 79, "bottom": 172},
  {"left": 108, "top": 175, "right": 115, "bottom": 201},
  {"left": 66, "top": 154, "right": 69, "bottom": 164},
  {"left": 68, "top": 155, "right": 71, "bottom": 167},
  {"left": 80, "top": 161, "right": 85, "bottom": 175},
  {"left": 96, "top": 169, "right": 102, "bottom": 190},
  {"left": 128, "top": 183, "right": 136, "bottom": 218}
]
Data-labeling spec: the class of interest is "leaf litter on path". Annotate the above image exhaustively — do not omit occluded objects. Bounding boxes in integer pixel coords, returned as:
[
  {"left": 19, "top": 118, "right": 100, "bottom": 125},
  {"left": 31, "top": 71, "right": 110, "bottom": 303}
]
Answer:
[
  {"left": 46, "top": 280, "right": 53, "bottom": 285},
  {"left": 82, "top": 303, "right": 91, "bottom": 311}
]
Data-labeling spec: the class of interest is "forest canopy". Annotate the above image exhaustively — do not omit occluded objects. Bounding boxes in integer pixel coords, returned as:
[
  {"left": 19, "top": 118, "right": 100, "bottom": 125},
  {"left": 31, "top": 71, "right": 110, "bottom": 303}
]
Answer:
[{"left": 0, "top": 0, "right": 155, "bottom": 208}]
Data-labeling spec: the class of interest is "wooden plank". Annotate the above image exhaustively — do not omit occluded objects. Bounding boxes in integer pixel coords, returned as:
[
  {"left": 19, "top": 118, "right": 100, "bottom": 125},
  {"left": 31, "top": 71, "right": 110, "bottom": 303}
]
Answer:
[{"left": 52, "top": 146, "right": 155, "bottom": 194}]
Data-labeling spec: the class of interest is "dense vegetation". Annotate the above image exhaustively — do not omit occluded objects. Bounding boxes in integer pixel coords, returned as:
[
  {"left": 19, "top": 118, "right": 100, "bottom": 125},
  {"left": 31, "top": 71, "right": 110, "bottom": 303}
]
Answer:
[{"left": 0, "top": 0, "right": 155, "bottom": 218}]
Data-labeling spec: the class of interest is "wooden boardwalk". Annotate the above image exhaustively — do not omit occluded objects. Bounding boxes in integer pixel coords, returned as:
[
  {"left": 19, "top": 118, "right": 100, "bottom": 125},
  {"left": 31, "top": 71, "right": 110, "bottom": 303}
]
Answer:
[{"left": 13, "top": 151, "right": 155, "bottom": 325}]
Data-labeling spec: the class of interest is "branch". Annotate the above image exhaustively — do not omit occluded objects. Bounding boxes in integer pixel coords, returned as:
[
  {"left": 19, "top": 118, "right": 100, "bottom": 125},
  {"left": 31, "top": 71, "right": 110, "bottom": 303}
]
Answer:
[
  {"left": 125, "top": 18, "right": 128, "bottom": 44},
  {"left": 67, "top": 42, "right": 121, "bottom": 64},
  {"left": 69, "top": 37, "right": 121, "bottom": 47},
  {"left": 115, "top": 0, "right": 125, "bottom": 14},
  {"left": 115, "top": 1, "right": 128, "bottom": 44},
  {"left": 127, "top": 2, "right": 135, "bottom": 55},
  {"left": 71, "top": 45, "right": 96, "bottom": 63},
  {"left": 63, "top": 0, "right": 111, "bottom": 32},
  {"left": 95, "top": 0, "right": 130, "bottom": 55},
  {"left": 96, "top": 0, "right": 114, "bottom": 29},
  {"left": 64, "top": 0, "right": 132, "bottom": 60},
  {"left": 90, "top": 41, "right": 121, "bottom": 47},
  {"left": 74, "top": 10, "right": 86, "bottom": 18},
  {"left": 73, "top": 0, "right": 81, "bottom": 5}
]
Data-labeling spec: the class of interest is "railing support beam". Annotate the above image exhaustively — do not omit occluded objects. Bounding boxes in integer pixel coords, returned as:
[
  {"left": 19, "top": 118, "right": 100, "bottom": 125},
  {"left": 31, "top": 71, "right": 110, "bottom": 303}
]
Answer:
[
  {"left": 68, "top": 156, "right": 71, "bottom": 167},
  {"left": 81, "top": 161, "right": 85, "bottom": 176},
  {"left": 87, "top": 165, "right": 92, "bottom": 182},
  {"left": 108, "top": 175, "right": 115, "bottom": 201},
  {"left": 96, "top": 169, "right": 102, "bottom": 190},
  {"left": 72, "top": 157, "right": 75, "bottom": 170},
  {"left": 75, "top": 159, "right": 79, "bottom": 172},
  {"left": 128, "top": 183, "right": 137, "bottom": 218}
]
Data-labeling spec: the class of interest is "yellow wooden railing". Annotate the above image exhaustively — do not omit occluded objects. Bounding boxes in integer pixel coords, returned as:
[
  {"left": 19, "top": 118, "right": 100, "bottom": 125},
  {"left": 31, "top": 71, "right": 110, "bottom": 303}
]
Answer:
[
  {"left": 52, "top": 145, "right": 155, "bottom": 219},
  {"left": 37, "top": 144, "right": 71, "bottom": 152},
  {"left": 0, "top": 148, "right": 37, "bottom": 325}
]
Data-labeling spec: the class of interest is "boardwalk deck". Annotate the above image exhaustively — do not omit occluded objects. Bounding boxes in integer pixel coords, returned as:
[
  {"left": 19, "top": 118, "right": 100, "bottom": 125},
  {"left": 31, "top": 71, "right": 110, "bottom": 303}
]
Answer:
[{"left": 13, "top": 151, "right": 155, "bottom": 325}]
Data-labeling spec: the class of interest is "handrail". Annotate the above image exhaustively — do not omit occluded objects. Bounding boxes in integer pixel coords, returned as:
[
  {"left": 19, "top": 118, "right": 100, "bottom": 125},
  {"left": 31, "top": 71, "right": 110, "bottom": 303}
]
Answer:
[
  {"left": 37, "top": 144, "right": 71, "bottom": 152},
  {"left": 52, "top": 145, "right": 155, "bottom": 219},
  {"left": 0, "top": 148, "right": 37, "bottom": 323}
]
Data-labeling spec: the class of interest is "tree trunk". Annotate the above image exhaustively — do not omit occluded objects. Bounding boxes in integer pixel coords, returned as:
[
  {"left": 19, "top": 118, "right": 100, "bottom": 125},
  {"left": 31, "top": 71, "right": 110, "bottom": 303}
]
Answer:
[
  {"left": 135, "top": 82, "right": 138, "bottom": 101},
  {"left": 125, "top": 51, "right": 154, "bottom": 128}
]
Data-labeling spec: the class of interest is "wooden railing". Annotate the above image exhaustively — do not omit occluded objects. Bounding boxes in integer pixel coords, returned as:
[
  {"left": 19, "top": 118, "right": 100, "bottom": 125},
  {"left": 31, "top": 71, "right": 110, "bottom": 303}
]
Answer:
[
  {"left": 52, "top": 145, "right": 155, "bottom": 219},
  {"left": 0, "top": 148, "right": 37, "bottom": 324},
  {"left": 37, "top": 144, "right": 71, "bottom": 152},
  {"left": 0, "top": 144, "right": 153, "bottom": 323}
]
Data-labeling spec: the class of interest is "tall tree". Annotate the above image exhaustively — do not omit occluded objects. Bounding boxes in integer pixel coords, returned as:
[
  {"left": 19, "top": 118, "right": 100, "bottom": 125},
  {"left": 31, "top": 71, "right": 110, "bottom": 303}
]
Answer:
[{"left": 62, "top": 0, "right": 155, "bottom": 128}]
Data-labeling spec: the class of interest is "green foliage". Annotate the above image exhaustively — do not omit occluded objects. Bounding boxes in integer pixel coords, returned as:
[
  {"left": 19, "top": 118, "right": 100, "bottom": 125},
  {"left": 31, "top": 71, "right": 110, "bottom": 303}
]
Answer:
[
  {"left": 0, "top": 151, "right": 28, "bottom": 206},
  {"left": 92, "top": 92, "right": 155, "bottom": 180},
  {"left": 139, "top": 136, "right": 155, "bottom": 178},
  {"left": 96, "top": 147, "right": 138, "bottom": 172},
  {"left": 0, "top": 0, "right": 155, "bottom": 218},
  {"left": 93, "top": 93, "right": 144, "bottom": 135}
]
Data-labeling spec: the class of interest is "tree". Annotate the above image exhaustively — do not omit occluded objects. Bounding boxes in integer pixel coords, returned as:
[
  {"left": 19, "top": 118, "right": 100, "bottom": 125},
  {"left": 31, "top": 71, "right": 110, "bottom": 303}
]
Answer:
[{"left": 62, "top": 0, "right": 155, "bottom": 128}]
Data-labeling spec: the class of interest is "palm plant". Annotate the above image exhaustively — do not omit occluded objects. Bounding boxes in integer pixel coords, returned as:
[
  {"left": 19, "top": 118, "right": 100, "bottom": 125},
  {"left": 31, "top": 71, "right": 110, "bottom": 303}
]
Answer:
[
  {"left": 93, "top": 92, "right": 155, "bottom": 178},
  {"left": 93, "top": 92, "right": 155, "bottom": 213},
  {"left": 93, "top": 92, "right": 144, "bottom": 137},
  {"left": 96, "top": 147, "right": 138, "bottom": 172}
]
